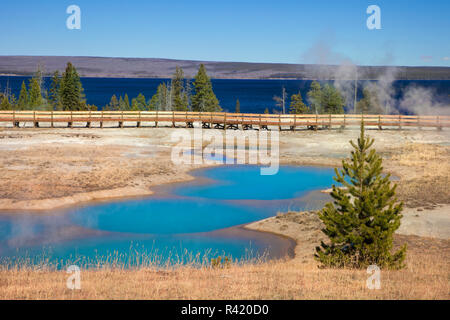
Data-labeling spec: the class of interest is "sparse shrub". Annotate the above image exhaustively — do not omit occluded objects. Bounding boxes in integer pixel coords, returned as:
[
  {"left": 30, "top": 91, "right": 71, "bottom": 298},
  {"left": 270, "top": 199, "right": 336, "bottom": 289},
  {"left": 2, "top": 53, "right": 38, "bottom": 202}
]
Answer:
[{"left": 211, "top": 256, "right": 231, "bottom": 269}]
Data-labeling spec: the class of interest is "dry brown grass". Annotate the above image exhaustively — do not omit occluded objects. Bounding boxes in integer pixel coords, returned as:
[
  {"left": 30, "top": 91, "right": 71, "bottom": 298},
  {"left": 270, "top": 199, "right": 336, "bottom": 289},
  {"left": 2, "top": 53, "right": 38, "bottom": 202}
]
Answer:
[
  {"left": 0, "top": 144, "right": 189, "bottom": 202},
  {"left": 387, "top": 143, "right": 450, "bottom": 207},
  {"left": 0, "top": 235, "right": 448, "bottom": 300}
]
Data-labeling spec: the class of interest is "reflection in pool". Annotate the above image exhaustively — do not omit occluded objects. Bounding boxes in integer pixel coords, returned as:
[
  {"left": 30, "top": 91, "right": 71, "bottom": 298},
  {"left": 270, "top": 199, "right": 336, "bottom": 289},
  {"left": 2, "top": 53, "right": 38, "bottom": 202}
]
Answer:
[{"left": 0, "top": 165, "right": 335, "bottom": 268}]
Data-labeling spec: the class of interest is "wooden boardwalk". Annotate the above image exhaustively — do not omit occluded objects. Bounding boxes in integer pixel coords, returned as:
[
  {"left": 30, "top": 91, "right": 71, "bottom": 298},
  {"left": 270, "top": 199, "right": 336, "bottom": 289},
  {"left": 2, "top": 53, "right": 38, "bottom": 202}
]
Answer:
[{"left": 0, "top": 110, "right": 449, "bottom": 130}]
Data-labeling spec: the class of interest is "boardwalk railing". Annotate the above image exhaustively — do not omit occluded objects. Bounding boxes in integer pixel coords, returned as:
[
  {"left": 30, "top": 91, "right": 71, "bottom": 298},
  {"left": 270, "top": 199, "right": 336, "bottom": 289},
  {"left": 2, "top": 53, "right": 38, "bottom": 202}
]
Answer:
[{"left": 0, "top": 110, "right": 449, "bottom": 130}]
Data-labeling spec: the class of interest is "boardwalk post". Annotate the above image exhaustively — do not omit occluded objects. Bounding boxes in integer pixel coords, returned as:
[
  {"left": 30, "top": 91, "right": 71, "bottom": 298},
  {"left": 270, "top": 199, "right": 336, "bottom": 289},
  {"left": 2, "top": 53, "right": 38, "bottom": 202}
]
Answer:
[
  {"left": 378, "top": 115, "right": 382, "bottom": 130},
  {"left": 398, "top": 114, "right": 401, "bottom": 130},
  {"left": 291, "top": 114, "right": 296, "bottom": 131},
  {"left": 12, "top": 110, "right": 17, "bottom": 128},
  {"left": 100, "top": 111, "right": 103, "bottom": 128},
  {"left": 417, "top": 115, "right": 421, "bottom": 130},
  {"left": 68, "top": 111, "right": 73, "bottom": 128},
  {"left": 119, "top": 111, "right": 124, "bottom": 128},
  {"left": 343, "top": 113, "right": 346, "bottom": 129},
  {"left": 155, "top": 111, "right": 158, "bottom": 128},
  {"left": 224, "top": 113, "right": 227, "bottom": 131},
  {"left": 86, "top": 110, "right": 91, "bottom": 128},
  {"left": 185, "top": 111, "right": 190, "bottom": 128},
  {"left": 51, "top": 111, "right": 54, "bottom": 128},
  {"left": 33, "top": 111, "right": 39, "bottom": 128},
  {"left": 328, "top": 114, "right": 331, "bottom": 129},
  {"left": 137, "top": 111, "right": 141, "bottom": 128},
  {"left": 278, "top": 114, "right": 281, "bottom": 131},
  {"left": 437, "top": 115, "right": 442, "bottom": 130},
  {"left": 172, "top": 111, "right": 175, "bottom": 128},
  {"left": 315, "top": 114, "right": 318, "bottom": 131}
]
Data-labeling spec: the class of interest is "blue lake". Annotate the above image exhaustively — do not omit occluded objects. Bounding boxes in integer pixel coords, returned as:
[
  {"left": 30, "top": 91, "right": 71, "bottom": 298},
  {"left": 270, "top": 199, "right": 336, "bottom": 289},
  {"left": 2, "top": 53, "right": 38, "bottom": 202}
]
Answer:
[
  {"left": 0, "top": 76, "right": 449, "bottom": 114},
  {"left": 0, "top": 165, "right": 335, "bottom": 268}
]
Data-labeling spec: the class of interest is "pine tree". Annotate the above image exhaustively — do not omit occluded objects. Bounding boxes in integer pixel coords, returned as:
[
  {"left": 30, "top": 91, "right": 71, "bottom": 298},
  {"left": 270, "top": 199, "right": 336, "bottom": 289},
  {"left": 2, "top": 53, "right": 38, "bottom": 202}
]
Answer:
[
  {"left": 18, "top": 81, "right": 29, "bottom": 110},
  {"left": 28, "top": 77, "right": 43, "bottom": 108},
  {"left": 289, "top": 92, "right": 309, "bottom": 114},
  {"left": 321, "top": 84, "right": 345, "bottom": 114},
  {"left": 28, "top": 65, "right": 45, "bottom": 109},
  {"left": 60, "top": 62, "right": 86, "bottom": 111},
  {"left": 235, "top": 99, "right": 240, "bottom": 113},
  {"left": 135, "top": 93, "right": 147, "bottom": 111},
  {"left": 149, "top": 83, "right": 171, "bottom": 111},
  {"left": 315, "top": 122, "right": 406, "bottom": 269},
  {"left": 264, "top": 107, "right": 269, "bottom": 114},
  {"left": 191, "top": 64, "right": 221, "bottom": 112},
  {"left": 49, "top": 71, "right": 61, "bottom": 110},
  {"left": 307, "top": 81, "right": 322, "bottom": 114},
  {"left": 123, "top": 94, "right": 130, "bottom": 110},
  {"left": 0, "top": 94, "right": 11, "bottom": 110},
  {"left": 119, "top": 96, "right": 125, "bottom": 110},
  {"left": 9, "top": 94, "right": 17, "bottom": 110},
  {"left": 106, "top": 94, "right": 119, "bottom": 111},
  {"left": 172, "top": 66, "right": 189, "bottom": 111}
]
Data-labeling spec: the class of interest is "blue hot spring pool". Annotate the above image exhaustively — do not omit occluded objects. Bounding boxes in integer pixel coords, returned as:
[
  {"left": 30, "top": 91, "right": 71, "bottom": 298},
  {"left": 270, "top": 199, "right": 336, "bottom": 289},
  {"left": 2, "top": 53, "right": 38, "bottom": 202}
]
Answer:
[{"left": 0, "top": 165, "right": 335, "bottom": 267}]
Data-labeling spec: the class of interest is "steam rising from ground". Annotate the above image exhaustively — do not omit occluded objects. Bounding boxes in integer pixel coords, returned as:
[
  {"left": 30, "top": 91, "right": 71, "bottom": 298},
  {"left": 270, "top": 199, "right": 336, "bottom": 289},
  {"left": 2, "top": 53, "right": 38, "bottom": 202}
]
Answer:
[
  {"left": 400, "top": 86, "right": 450, "bottom": 115},
  {"left": 300, "top": 36, "right": 449, "bottom": 115}
]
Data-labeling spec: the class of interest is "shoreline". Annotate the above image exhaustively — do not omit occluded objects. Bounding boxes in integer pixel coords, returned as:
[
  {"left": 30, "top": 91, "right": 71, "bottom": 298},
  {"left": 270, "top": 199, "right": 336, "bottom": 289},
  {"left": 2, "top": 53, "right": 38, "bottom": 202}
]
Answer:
[{"left": 0, "top": 160, "right": 336, "bottom": 213}]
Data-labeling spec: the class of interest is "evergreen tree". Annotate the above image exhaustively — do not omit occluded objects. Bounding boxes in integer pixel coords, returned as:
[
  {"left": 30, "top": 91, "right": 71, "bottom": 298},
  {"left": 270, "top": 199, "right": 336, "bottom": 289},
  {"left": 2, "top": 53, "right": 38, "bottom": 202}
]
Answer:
[
  {"left": 106, "top": 94, "right": 119, "bottom": 111},
  {"left": 9, "top": 94, "right": 17, "bottom": 109},
  {"left": 321, "top": 84, "right": 345, "bottom": 114},
  {"left": 135, "top": 93, "right": 147, "bottom": 110},
  {"left": 49, "top": 71, "right": 61, "bottom": 110},
  {"left": 130, "top": 93, "right": 147, "bottom": 111},
  {"left": 18, "top": 81, "right": 29, "bottom": 110},
  {"left": 131, "top": 98, "right": 139, "bottom": 111},
  {"left": 172, "top": 66, "right": 189, "bottom": 111},
  {"left": 235, "top": 99, "right": 240, "bottom": 113},
  {"left": 264, "top": 107, "right": 269, "bottom": 114},
  {"left": 191, "top": 64, "right": 221, "bottom": 112},
  {"left": 123, "top": 94, "right": 130, "bottom": 110},
  {"left": 28, "top": 77, "right": 43, "bottom": 108},
  {"left": 315, "top": 122, "right": 406, "bottom": 269},
  {"left": 149, "top": 83, "right": 171, "bottom": 111},
  {"left": 356, "top": 87, "right": 384, "bottom": 114},
  {"left": 28, "top": 65, "right": 45, "bottom": 109},
  {"left": 307, "top": 81, "right": 323, "bottom": 114},
  {"left": 119, "top": 96, "right": 125, "bottom": 110},
  {"left": 289, "top": 92, "right": 309, "bottom": 114},
  {"left": 60, "top": 62, "right": 86, "bottom": 111},
  {"left": 0, "top": 93, "right": 11, "bottom": 110}
]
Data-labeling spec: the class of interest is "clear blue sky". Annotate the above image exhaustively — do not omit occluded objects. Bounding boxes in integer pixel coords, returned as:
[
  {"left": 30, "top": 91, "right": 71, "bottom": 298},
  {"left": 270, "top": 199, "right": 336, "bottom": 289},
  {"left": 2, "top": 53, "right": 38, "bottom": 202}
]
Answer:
[{"left": 1, "top": 0, "right": 449, "bottom": 66}]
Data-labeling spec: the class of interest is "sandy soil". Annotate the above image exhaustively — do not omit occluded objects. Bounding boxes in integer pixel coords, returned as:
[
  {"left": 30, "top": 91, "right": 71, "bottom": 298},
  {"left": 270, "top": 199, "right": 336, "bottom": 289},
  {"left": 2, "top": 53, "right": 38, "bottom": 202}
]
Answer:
[{"left": 0, "top": 125, "right": 449, "bottom": 245}]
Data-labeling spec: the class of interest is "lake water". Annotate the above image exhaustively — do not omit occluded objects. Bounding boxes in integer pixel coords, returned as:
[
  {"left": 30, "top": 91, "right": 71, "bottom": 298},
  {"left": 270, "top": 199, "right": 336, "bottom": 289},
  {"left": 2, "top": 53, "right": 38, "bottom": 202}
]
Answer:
[
  {"left": 0, "top": 165, "right": 335, "bottom": 268},
  {"left": 0, "top": 76, "right": 449, "bottom": 114}
]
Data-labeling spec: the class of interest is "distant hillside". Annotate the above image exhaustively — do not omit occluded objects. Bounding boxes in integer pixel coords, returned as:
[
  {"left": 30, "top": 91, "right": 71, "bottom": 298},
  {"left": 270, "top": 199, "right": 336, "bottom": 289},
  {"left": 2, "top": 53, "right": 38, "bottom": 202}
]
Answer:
[{"left": 0, "top": 56, "right": 449, "bottom": 80}]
